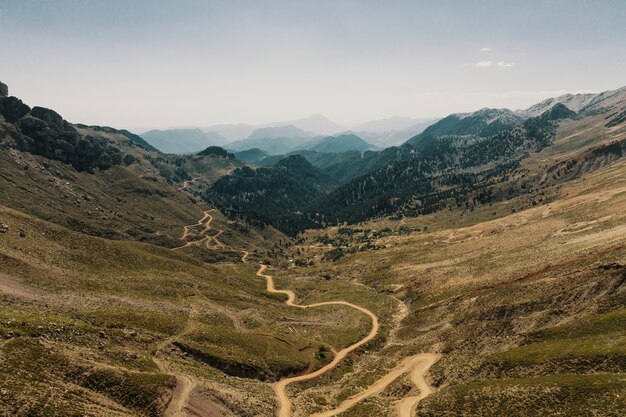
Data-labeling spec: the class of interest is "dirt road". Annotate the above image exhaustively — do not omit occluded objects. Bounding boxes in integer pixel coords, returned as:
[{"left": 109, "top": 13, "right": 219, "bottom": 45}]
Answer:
[
  {"left": 256, "top": 265, "right": 379, "bottom": 417},
  {"left": 179, "top": 210, "right": 212, "bottom": 241},
  {"left": 395, "top": 354, "right": 441, "bottom": 417},
  {"left": 153, "top": 302, "right": 200, "bottom": 417},
  {"left": 255, "top": 264, "right": 440, "bottom": 417},
  {"left": 173, "top": 210, "right": 224, "bottom": 251}
]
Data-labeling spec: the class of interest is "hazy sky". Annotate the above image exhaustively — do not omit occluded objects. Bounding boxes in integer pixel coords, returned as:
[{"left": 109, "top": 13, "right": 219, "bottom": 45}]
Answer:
[{"left": 2, "top": 0, "right": 625, "bottom": 129}]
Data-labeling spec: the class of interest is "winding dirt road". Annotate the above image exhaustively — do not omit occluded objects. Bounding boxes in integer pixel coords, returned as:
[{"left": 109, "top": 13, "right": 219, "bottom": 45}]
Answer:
[
  {"left": 178, "top": 176, "right": 202, "bottom": 192},
  {"left": 256, "top": 265, "right": 380, "bottom": 417},
  {"left": 310, "top": 353, "right": 440, "bottom": 417},
  {"left": 255, "top": 264, "right": 440, "bottom": 417},
  {"left": 173, "top": 210, "right": 225, "bottom": 250},
  {"left": 178, "top": 210, "right": 212, "bottom": 241}
]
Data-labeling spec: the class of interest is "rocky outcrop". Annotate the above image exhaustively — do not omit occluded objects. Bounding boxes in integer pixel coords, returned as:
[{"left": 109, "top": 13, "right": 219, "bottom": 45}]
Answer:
[
  {"left": 0, "top": 81, "right": 8, "bottom": 97},
  {"left": 0, "top": 97, "right": 31, "bottom": 123},
  {"left": 15, "top": 113, "right": 122, "bottom": 172},
  {"left": 0, "top": 99, "right": 122, "bottom": 172},
  {"left": 29, "top": 106, "right": 70, "bottom": 129}
]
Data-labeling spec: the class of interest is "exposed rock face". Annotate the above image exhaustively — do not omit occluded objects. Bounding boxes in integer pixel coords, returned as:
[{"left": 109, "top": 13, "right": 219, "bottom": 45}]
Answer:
[
  {"left": 0, "top": 97, "right": 122, "bottom": 172},
  {"left": 0, "top": 82, "right": 8, "bottom": 97},
  {"left": 29, "top": 107, "right": 69, "bottom": 129},
  {"left": 0, "top": 97, "right": 31, "bottom": 122}
]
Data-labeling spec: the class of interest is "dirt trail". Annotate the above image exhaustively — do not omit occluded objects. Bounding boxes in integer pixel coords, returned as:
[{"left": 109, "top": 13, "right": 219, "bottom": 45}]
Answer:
[
  {"left": 208, "top": 229, "right": 224, "bottom": 249},
  {"left": 395, "top": 354, "right": 442, "bottom": 417},
  {"left": 0, "top": 273, "right": 46, "bottom": 299},
  {"left": 256, "top": 265, "right": 382, "bottom": 417},
  {"left": 153, "top": 302, "right": 200, "bottom": 417},
  {"left": 178, "top": 176, "right": 202, "bottom": 191},
  {"left": 173, "top": 210, "right": 224, "bottom": 251},
  {"left": 310, "top": 353, "right": 440, "bottom": 417},
  {"left": 255, "top": 264, "right": 440, "bottom": 417},
  {"left": 179, "top": 210, "right": 212, "bottom": 241}
]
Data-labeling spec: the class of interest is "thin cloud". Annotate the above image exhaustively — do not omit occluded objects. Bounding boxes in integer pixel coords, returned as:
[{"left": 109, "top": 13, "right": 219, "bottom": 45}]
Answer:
[
  {"left": 496, "top": 61, "right": 515, "bottom": 68},
  {"left": 480, "top": 47, "right": 492, "bottom": 52},
  {"left": 464, "top": 60, "right": 514, "bottom": 68}
]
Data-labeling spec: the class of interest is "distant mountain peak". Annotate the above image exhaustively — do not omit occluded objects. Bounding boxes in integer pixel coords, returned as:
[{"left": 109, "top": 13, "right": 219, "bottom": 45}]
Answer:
[
  {"left": 405, "top": 107, "right": 526, "bottom": 146},
  {"left": 357, "top": 116, "right": 434, "bottom": 133},
  {"left": 522, "top": 92, "right": 597, "bottom": 117},
  {"left": 309, "top": 133, "right": 373, "bottom": 153},
  {"left": 288, "top": 114, "right": 343, "bottom": 135},
  {"left": 140, "top": 128, "right": 226, "bottom": 154},
  {"left": 247, "top": 124, "right": 311, "bottom": 140},
  {"left": 274, "top": 154, "right": 310, "bottom": 168}
]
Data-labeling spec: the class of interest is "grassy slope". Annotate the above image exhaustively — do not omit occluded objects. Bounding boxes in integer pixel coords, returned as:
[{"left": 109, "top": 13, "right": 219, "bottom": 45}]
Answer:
[
  {"left": 0, "top": 148, "right": 204, "bottom": 245},
  {"left": 0, "top": 204, "right": 380, "bottom": 416},
  {"left": 0, "top": 124, "right": 249, "bottom": 247}
]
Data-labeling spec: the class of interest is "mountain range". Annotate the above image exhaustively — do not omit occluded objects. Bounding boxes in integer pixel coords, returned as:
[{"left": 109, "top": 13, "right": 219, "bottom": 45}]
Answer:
[
  {"left": 138, "top": 115, "right": 438, "bottom": 154},
  {"left": 203, "top": 86, "right": 626, "bottom": 234}
]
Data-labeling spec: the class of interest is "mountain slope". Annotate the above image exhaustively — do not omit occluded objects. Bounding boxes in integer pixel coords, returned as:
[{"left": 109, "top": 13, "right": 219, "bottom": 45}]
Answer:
[
  {"left": 539, "top": 103, "right": 579, "bottom": 121},
  {"left": 309, "top": 117, "right": 556, "bottom": 224},
  {"left": 233, "top": 148, "right": 269, "bottom": 163},
  {"left": 293, "top": 156, "right": 626, "bottom": 416},
  {"left": 256, "top": 146, "right": 413, "bottom": 183},
  {"left": 522, "top": 92, "right": 597, "bottom": 117},
  {"left": 405, "top": 108, "right": 526, "bottom": 147}
]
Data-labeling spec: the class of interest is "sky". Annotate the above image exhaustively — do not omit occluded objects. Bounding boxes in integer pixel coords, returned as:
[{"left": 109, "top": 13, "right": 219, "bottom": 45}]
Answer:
[{"left": 1, "top": 0, "right": 626, "bottom": 130}]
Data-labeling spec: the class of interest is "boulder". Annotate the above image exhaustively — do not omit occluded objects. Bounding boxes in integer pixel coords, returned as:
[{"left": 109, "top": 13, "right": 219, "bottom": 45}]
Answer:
[
  {"left": 0, "top": 222, "right": 9, "bottom": 233},
  {"left": 0, "top": 96, "right": 30, "bottom": 122},
  {"left": 30, "top": 106, "right": 68, "bottom": 129}
]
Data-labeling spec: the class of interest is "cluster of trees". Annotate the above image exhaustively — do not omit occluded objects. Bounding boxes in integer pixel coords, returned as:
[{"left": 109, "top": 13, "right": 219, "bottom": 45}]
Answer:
[
  {"left": 197, "top": 146, "right": 234, "bottom": 158},
  {"left": 205, "top": 155, "right": 336, "bottom": 235},
  {"left": 308, "top": 118, "right": 555, "bottom": 224}
]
